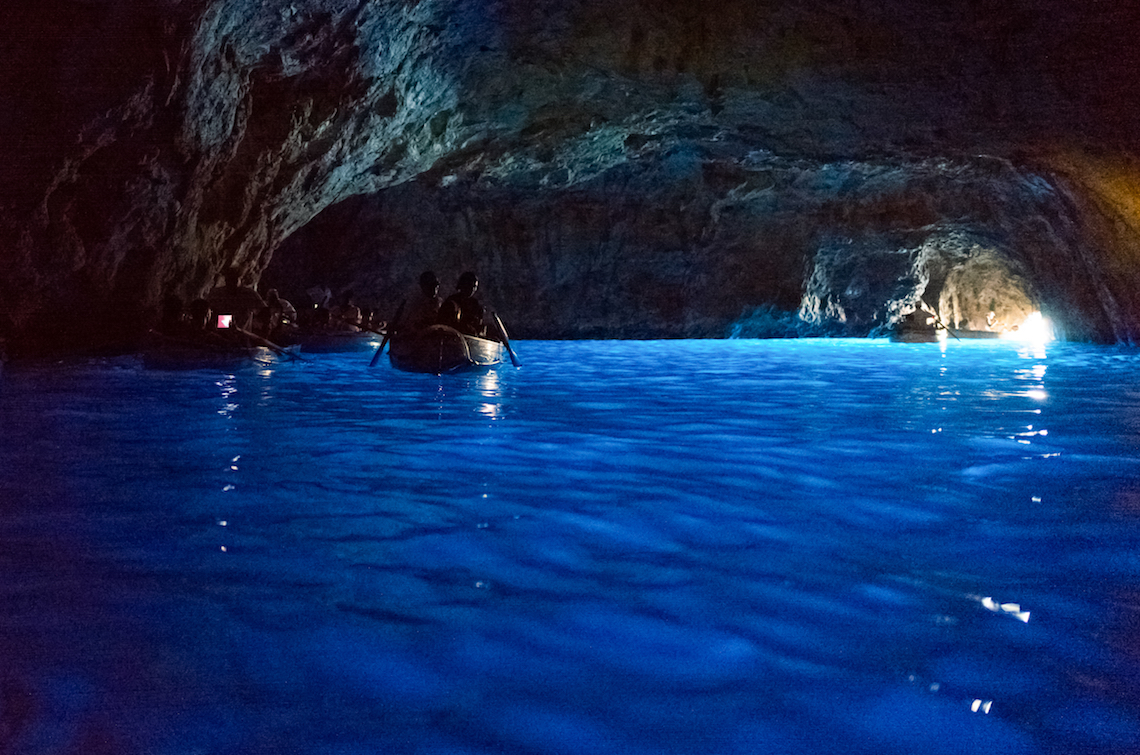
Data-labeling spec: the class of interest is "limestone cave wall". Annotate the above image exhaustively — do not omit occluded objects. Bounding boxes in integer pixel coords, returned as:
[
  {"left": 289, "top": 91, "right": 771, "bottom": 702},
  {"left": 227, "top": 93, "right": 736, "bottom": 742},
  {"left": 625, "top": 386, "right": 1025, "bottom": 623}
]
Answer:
[
  {"left": 4, "top": 0, "right": 1140, "bottom": 353},
  {"left": 265, "top": 148, "right": 1120, "bottom": 340}
]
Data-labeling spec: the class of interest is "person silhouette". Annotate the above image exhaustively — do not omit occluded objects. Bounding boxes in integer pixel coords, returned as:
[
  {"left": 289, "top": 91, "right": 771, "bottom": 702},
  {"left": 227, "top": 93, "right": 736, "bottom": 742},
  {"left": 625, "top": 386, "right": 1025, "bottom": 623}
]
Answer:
[
  {"left": 440, "top": 271, "right": 486, "bottom": 336},
  {"left": 207, "top": 268, "right": 265, "bottom": 331},
  {"left": 406, "top": 271, "right": 443, "bottom": 333}
]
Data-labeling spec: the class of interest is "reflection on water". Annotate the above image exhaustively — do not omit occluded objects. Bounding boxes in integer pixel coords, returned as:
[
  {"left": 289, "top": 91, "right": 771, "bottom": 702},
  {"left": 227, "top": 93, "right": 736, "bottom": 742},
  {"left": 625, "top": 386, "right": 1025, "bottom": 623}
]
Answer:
[
  {"left": 216, "top": 375, "right": 239, "bottom": 417},
  {"left": 977, "top": 595, "right": 1031, "bottom": 623},
  {"left": 1000, "top": 312, "right": 1054, "bottom": 344},
  {"left": 1, "top": 339, "right": 1139, "bottom": 755},
  {"left": 475, "top": 369, "right": 503, "bottom": 419}
]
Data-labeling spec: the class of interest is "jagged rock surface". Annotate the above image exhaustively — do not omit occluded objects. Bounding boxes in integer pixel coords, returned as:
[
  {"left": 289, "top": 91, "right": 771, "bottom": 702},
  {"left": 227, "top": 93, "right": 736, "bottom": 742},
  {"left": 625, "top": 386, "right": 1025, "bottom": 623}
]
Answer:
[{"left": 4, "top": 0, "right": 1140, "bottom": 352}]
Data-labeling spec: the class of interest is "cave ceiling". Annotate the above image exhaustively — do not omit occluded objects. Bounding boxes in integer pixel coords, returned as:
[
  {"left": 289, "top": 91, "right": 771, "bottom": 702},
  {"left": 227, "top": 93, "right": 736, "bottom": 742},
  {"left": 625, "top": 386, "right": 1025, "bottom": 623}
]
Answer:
[{"left": 4, "top": 0, "right": 1140, "bottom": 350}]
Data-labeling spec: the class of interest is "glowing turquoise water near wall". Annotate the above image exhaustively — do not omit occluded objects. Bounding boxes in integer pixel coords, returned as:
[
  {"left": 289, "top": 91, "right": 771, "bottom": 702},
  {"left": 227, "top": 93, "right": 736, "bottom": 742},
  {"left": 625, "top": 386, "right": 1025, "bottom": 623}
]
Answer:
[{"left": 2, "top": 339, "right": 1138, "bottom": 755}]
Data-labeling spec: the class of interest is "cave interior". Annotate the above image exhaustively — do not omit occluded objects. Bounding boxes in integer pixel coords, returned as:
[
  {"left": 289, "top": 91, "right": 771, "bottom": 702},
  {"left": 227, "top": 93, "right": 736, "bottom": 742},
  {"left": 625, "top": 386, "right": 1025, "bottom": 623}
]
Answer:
[{"left": 4, "top": 0, "right": 1140, "bottom": 354}]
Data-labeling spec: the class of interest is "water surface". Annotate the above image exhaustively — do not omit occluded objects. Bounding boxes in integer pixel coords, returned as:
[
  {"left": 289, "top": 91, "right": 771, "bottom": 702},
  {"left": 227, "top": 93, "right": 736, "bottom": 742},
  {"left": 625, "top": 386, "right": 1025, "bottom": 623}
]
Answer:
[{"left": 1, "top": 339, "right": 1138, "bottom": 754}]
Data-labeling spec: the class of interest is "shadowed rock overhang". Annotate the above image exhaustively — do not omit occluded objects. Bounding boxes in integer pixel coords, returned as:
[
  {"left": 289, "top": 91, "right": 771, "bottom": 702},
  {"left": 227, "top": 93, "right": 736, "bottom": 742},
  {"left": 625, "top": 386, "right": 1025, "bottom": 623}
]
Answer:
[{"left": 3, "top": 0, "right": 1140, "bottom": 354}]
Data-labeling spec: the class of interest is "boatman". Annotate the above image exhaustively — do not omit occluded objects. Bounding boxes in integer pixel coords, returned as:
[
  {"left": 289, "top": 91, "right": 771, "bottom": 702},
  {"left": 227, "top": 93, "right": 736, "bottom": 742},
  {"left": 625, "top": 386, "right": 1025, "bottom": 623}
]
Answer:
[
  {"left": 440, "top": 271, "right": 486, "bottom": 337},
  {"left": 406, "top": 271, "right": 443, "bottom": 333}
]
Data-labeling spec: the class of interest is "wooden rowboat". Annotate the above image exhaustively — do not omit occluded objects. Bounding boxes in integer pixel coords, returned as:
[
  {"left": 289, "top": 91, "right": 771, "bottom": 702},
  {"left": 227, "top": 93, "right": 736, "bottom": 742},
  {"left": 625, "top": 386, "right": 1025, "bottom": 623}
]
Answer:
[
  {"left": 281, "top": 329, "right": 381, "bottom": 353},
  {"left": 889, "top": 325, "right": 1003, "bottom": 343},
  {"left": 889, "top": 325, "right": 945, "bottom": 343},
  {"left": 388, "top": 325, "right": 506, "bottom": 374}
]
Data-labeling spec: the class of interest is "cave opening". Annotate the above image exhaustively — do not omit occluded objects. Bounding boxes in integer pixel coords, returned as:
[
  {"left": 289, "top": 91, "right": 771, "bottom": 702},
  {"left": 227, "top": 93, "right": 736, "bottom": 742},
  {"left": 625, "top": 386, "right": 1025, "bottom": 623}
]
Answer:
[{"left": 933, "top": 250, "right": 1041, "bottom": 337}]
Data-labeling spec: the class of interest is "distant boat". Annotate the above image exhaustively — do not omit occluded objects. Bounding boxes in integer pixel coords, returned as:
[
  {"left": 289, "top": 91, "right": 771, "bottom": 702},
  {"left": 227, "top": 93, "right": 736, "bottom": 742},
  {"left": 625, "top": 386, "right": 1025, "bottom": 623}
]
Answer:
[
  {"left": 889, "top": 324, "right": 1003, "bottom": 343},
  {"left": 890, "top": 330, "right": 943, "bottom": 343},
  {"left": 388, "top": 325, "right": 506, "bottom": 374},
  {"left": 948, "top": 329, "right": 1002, "bottom": 339},
  {"left": 281, "top": 329, "right": 381, "bottom": 353},
  {"left": 889, "top": 314, "right": 944, "bottom": 343},
  {"left": 888, "top": 309, "right": 1004, "bottom": 342}
]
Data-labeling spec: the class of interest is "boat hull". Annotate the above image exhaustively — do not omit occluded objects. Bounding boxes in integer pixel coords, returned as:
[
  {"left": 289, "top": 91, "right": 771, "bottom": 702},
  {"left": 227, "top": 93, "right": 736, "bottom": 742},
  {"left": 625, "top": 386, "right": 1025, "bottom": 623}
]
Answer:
[
  {"left": 890, "top": 327, "right": 945, "bottom": 343},
  {"left": 949, "top": 329, "right": 1002, "bottom": 339},
  {"left": 141, "top": 332, "right": 297, "bottom": 370},
  {"left": 282, "top": 329, "right": 380, "bottom": 353},
  {"left": 889, "top": 327, "right": 1003, "bottom": 343},
  {"left": 142, "top": 344, "right": 287, "bottom": 370},
  {"left": 389, "top": 325, "right": 505, "bottom": 374}
]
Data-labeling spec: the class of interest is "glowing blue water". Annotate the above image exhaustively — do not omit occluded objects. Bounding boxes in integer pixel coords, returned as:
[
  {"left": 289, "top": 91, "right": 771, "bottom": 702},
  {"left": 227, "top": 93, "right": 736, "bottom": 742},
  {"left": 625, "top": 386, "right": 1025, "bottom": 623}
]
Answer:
[{"left": 2, "top": 339, "right": 1139, "bottom": 755}]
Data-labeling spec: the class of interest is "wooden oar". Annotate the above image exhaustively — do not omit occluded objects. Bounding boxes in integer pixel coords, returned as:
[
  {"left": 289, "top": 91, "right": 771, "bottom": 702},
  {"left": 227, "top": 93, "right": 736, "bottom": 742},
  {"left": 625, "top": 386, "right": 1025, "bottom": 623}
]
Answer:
[
  {"left": 492, "top": 312, "right": 521, "bottom": 368},
  {"left": 919, "top": 300, "right": 960, "bottom": 341},
  {"left": 232, "top": 326, "right": 310, "bottom": 361},
  {"left": 370, "top": 299, "right": 405, "bottom": 367}
]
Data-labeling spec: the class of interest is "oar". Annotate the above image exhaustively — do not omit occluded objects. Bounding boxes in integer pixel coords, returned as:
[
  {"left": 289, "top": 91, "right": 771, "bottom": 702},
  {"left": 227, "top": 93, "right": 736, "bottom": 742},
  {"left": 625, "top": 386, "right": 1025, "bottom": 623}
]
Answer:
[
  {"left": 232, "top": 326, "right": 310, "bottom": 361},
  {"left": 369, "top": 299, "right": 405, "bottom": 367},
  {"left": 492, "top": 312, "right": 521, "bottom": 368},
  {"left": 920, "top": 300, "right": 960, "bottom": 341}
]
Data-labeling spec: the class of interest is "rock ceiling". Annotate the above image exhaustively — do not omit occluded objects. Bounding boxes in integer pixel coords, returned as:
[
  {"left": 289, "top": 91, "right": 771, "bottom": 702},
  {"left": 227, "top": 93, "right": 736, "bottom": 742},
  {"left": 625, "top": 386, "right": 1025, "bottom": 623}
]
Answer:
[{"left": 4, "top": 0, "right": 1140, "bottom": 351}]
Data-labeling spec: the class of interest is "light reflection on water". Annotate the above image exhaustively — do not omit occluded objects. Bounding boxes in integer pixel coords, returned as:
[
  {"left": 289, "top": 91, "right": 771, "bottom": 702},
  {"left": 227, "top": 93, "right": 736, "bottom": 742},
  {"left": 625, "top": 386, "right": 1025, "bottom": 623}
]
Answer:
[{"left": 1, "top": 339, "right": 1139, "bottom": 755}]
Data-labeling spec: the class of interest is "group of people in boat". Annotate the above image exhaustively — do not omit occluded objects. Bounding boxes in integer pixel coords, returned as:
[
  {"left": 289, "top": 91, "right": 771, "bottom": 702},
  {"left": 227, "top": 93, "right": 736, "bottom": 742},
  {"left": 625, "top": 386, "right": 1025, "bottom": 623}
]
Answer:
[
  {"left": 157, "top": 267, "right": 493, "bottom": 347},
  {"left": 296, "top": 286, "right": 382, "bottom": 335},
  {"left": 405, "top": 270, "right": 489, "bottom": 338},
  {"left": 158, "top": 268, "right": 377, "bottom": 345}
]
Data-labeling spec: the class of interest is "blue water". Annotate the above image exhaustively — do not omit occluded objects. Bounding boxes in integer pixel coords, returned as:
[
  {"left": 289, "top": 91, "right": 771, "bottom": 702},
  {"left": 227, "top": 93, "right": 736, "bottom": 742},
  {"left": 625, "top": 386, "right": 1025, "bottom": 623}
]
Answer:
[{"left": 1, "top": 339, "right": 1139, "bottom": 755}]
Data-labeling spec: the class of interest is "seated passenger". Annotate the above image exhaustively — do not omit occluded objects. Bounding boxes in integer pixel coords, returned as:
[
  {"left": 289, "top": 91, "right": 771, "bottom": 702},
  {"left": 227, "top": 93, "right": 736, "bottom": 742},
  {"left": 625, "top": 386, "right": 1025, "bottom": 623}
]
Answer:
[
  {"left": 405, "top": 271, "right": 443, "bottom": 333},
  {"left": 263, "top": 289, "right": 297, "bottom": 338},
  {"left": 157, "top": 296, "right": 215, "bottom": 339},
  {"left": 331, "top": 290, "right": 362, "bottom": 330},
  {"left": 186, "top": 299, "right": 213, "bottom": 331},
  {"left": 159, "top": 295, "right": 186, "bottom": 333},
  {"left": 440, "top": 271, "right": 486, "bottom": 337},
  {"left": 308, "top": 306, "right": 332, "bottom": 330},
  {"left": 207, "top": 268, "right": 266, "bottom": 331},
  {"left": 265, "top": 289, "right": 297, "bottom": 323}
]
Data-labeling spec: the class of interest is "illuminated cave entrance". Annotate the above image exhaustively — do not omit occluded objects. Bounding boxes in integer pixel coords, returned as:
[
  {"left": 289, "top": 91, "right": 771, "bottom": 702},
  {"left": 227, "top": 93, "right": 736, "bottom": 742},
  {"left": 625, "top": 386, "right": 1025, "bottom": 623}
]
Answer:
[
  {"left": 800, "top": 234, "right": 1049, "bottom": 339},
  {"left": 933, "top": 251, "right": 1038, "bottom": 334}
]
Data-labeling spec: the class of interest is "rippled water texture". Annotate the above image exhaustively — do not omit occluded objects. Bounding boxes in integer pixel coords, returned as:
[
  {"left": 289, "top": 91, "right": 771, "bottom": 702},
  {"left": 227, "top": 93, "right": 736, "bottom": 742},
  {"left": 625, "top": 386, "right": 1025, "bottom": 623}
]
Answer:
[{"left": 2, "top": 339, "right": 1139, "bottom": 755}]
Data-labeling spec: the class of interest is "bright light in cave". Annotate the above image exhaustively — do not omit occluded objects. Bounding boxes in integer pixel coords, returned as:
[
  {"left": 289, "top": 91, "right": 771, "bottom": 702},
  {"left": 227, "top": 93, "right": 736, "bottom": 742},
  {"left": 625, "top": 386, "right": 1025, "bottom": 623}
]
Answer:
[{"left": 1001, "top": 312, "right": 1054, "bottom": 343}]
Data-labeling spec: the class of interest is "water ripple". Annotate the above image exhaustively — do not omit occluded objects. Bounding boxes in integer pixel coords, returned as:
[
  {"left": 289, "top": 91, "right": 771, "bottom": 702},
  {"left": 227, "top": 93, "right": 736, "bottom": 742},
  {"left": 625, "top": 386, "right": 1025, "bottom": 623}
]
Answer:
[{"left": 1, "top": 340, "right": 1139, "bottom": 754}]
